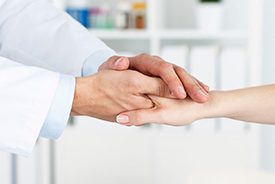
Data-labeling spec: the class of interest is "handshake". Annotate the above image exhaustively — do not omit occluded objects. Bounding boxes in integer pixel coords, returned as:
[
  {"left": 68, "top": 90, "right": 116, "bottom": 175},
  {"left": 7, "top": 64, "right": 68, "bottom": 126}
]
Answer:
[{"left": 71, "top": 54, "right": 210, "bottom": 126}]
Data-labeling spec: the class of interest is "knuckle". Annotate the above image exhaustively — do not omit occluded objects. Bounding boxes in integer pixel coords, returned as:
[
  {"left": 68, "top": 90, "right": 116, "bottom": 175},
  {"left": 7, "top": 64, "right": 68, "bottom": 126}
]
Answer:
[
  {"left": 166, "top": 63, "right": 174, "bottom": 70},
  {"left": 159, "top": 62, "right": 169, "bottom": 68},
  {"left": 138, "top": 53, "right": 149, "bottom": 59},
  {"left": 140, "top": 53, "right": 148, "bottom": 57},
  {"left": 175, "top": 66, "right": 187, "bottom": 75},
  {"left": 159, "top": 63, "right": 173, "bottom": 75}
]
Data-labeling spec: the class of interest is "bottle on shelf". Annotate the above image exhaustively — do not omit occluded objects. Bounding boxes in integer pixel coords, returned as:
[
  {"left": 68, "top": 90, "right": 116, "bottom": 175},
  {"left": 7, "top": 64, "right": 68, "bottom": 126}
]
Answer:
[
  {"left": 95, "top": 3, "right": 114, "bottom": 29},
  {"left": 89, "top": 7, "right": 100, "bottom": 29},
  {"left": 66, "top": 0, "right": 91, "bottom": 28},
  {"left": 115, "top": 0, "right": 132, "bottom": 29},
  {"left": 132, "top": 2, "right": 146, "bottom": 29}
]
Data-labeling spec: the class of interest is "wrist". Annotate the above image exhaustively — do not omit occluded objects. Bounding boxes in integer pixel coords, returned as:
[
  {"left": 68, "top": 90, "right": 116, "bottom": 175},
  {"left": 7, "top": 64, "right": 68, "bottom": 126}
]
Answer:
[
  {"left": 199, "top": 91, "right": 226, "bottom": 120},
  {"left": 70, "top": 77, "right": 84, "bottom": 116},
  {"left": 71, "top": 75, "right": 97, "bottom": 116}
]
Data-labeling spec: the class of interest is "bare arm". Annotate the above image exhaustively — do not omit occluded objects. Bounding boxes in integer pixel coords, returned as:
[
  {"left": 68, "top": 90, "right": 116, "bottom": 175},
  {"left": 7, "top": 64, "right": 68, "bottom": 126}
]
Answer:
[
  {"left": 204, "top": 85, "right": 275, "bottom": 124},
  {"left": 116, "top": 84, "right": 275, "bottom": 126}
]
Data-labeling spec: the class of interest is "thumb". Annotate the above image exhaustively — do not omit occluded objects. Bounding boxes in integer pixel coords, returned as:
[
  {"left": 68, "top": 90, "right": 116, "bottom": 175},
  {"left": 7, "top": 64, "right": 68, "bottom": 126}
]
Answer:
[
  {"left": 98, "top": 56, "right": 130, "bottom": 71},
  {"left": 116, "top": 108, "right": 162, "bottom": 126}
]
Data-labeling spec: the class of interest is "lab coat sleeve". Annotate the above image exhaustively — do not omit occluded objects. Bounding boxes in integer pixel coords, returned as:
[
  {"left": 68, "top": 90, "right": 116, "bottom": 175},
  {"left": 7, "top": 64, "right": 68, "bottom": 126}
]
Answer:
[
  {"left": 82, "top": 49, "right": 116, "bottom": 76},
  {"left": 0, "top": 56, "right": 63, "bottom": 156},
  {"left": 39, "top": 74, "right": 75, "bottom": 139},
  {"left": 0, "top": 0, "right": 115, "bottom": 77}
]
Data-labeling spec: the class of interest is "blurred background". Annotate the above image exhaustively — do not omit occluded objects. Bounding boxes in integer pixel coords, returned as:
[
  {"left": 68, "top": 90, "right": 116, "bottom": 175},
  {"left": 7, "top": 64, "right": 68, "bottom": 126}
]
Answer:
[{"left": 1, "top": 0, "right": 275, "bottom": 184}]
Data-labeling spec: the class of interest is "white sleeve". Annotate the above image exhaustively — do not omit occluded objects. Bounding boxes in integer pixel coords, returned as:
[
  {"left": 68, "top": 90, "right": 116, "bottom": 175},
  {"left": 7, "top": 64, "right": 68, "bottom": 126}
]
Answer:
[
  {"left": 0, "top": 56, "right": 60, "bottom": 156},
  {"left": 0, "top": 0, "right": 115, "bottom": 77}
]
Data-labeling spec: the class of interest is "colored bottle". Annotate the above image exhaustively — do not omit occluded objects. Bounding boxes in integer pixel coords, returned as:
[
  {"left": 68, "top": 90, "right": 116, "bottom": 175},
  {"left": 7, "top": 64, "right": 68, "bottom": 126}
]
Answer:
[
  {"left": 97, "top": 4, "right": 114, "bottom": 29},
  {"left": 132, "top": 2, "right": 146, "bottom": 29},
  {"left": 66, "top": 0, "right": 91, "bottom": 28}
]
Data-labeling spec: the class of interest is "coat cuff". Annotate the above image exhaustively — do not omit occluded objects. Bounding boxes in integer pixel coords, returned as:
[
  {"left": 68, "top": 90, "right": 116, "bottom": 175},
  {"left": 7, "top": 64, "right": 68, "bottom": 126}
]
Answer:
[
  {"left": 39, "top": 74, "right": 75, "bottom": 139},
  {"left": 82, "top": 49, "right": 116, "bottom": 76}
]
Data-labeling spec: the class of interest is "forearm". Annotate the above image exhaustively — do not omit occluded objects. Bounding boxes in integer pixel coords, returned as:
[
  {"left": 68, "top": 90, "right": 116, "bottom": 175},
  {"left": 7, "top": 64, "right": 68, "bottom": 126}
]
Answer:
[{"left": 202, "top": 85, "right": 275, "bottom": 124}]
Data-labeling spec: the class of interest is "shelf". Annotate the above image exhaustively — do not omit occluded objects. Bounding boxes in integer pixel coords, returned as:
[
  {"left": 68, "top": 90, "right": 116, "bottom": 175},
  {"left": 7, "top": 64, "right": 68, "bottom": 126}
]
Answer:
[
  {"left": 89, "top": 29, "right": 151, "bottom": 40},
  {"left": 90, "top": 29, "right": 248, "bottom": 41},
  {"left": 158, "top": 30, "right": 248, "bottom": 41}
]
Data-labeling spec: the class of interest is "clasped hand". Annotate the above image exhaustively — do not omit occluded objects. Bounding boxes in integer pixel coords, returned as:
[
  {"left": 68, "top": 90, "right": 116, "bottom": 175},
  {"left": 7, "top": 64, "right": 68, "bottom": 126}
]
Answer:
[{"left": 71, "top": 54, "right": 209, "bottom": 126}]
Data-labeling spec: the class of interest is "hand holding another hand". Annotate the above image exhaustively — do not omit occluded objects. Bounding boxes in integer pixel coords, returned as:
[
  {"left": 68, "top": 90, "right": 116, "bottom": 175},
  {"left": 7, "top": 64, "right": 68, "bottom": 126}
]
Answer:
[
  {"left": 99, "top": 54, "right": 209, "bottom": 103},
  {"left": 71, "top": 54, "right": 210, "bottom": 125},
  {"left": 71, "top": 69, "right": 170, "bottom": 122}
]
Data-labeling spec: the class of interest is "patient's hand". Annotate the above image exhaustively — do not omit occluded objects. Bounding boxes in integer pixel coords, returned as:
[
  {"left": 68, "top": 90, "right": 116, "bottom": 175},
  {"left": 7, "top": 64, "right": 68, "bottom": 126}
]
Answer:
[
  {"left": 116, "top": 95, "right": 207, "bottom": 126},
  {"left": 118, "top": 85, "right": 275, "bottom": 126}
]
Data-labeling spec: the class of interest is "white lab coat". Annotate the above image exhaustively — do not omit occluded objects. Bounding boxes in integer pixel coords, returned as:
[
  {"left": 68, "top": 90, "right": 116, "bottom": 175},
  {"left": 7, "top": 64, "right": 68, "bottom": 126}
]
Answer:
[{"left": 0, "top": 0, "right": 112, "bottom": 155}]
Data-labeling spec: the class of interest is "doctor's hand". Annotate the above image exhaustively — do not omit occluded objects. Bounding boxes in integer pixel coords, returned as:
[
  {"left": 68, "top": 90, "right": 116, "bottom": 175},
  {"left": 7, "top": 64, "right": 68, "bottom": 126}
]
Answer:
[
  {"left": 116, "top": 95, "right": 207, "bottom": 126},
  {"left": 98, "top": 54, "right": 209, "bottom": 103},
  {"left": 70, "top": 70, "right": 170, "bottom": 122}
]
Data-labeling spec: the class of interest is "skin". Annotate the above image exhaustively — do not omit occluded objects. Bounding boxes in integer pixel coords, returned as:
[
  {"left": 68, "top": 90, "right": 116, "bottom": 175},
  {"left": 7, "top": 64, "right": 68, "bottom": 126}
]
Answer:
[
  {"left": 99, "top": 54, "right": 210, "bottom": 103},
  {"left": 117, "top": 85, "right": 275, "bottom": 126},
  {"left": 71, "top": 54, "right": 210, "bottom": 123},
  {"left": 71, "top": 70, "right": 170, "bottom": 122}
]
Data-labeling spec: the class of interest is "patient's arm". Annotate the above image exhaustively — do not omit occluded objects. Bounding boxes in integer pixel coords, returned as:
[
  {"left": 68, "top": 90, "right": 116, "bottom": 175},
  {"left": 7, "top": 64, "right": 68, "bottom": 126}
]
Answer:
[{"left": 116, "top": 84, "right": 275, "bottom": 126}]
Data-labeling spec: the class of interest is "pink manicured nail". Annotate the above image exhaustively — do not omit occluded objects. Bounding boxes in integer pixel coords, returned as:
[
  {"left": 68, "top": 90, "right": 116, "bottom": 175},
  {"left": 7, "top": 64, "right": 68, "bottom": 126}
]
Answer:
[{"left": 116, "top": 115, "right": 130, "bottom": 124}]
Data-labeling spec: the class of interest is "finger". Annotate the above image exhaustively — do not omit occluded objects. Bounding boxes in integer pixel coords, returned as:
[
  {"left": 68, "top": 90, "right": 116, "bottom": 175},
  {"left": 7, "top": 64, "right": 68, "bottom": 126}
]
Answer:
[
  {"left": 98, "top": 56, "right": 130, "bottom": 71},
  {"left": 175, "top": 67, "right": 209, "bottom": 103},
  {"left": 116, "top": 108, "right": 161, "bottom": 126},
  {"left": 192, "top": 76, "right": 210, "bottom": 92},
  {"left": 158, "top": 64, "right": 187, "bottom": 99},
  {"left": 133, "top": 95, "right": 154, "bottom": 109},
  {"left": 197, "top": 79, "right": 210, "bottom": 92},
  {"left": 138, "top": 75, "right": 173, "bottom": 98},
  {"left": 129, "top": 56, "right": 186, "bottom": 99}
]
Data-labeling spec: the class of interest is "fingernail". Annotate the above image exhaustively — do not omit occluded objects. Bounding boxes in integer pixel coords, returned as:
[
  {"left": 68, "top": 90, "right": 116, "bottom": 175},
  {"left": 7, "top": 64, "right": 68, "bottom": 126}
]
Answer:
[
  {"left": 116, "top": 115, "right": 129, "bottom": 124},
  {"left": 114, "top": 57, "right": 124, "bottom": 66},
  {"left": 178, "top": 86, "right": 186, "bottom": 95},
  {"left": 198, "top": 88, "right": 208, "bottom": 97}
]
